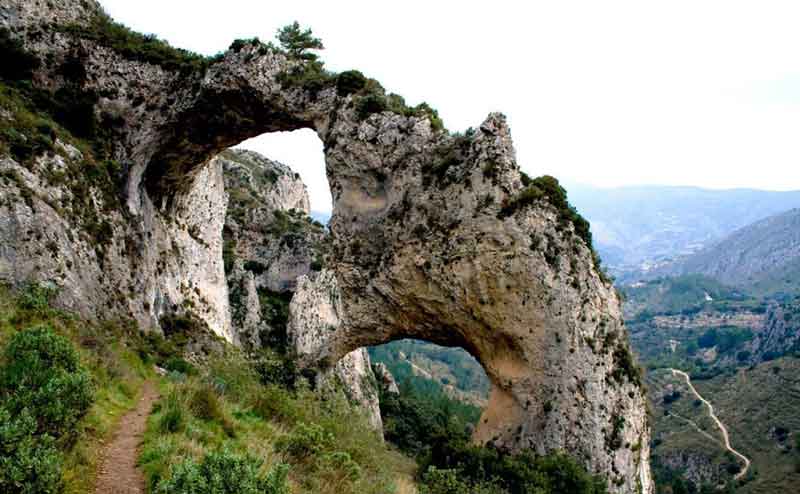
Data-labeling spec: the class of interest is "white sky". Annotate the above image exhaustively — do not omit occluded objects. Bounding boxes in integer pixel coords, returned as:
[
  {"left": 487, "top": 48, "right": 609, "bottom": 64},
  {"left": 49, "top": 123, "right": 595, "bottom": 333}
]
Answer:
[{"left": 100, "top": 0, "right": 800, "bottom": 213}]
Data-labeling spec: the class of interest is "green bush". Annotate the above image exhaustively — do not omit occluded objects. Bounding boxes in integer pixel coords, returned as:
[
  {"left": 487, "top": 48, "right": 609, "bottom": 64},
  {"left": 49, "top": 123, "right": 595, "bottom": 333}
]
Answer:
[
  {"left": 17, "top": 283, "right": 58, "bottom": 313},
  {"left": 156, "top": 449, "right": 290, "bottom": 494},
  {"left": 0, "top": 407, "right": 63, "bottom": 494},
  {"left": 59, "top": 13, "right": 209, "bottom": 73},
  {"left": 188, "top": 385, "right": 223, "bottom": 421},
  {"left": 1, "top": 325, "right": 94, "bottom": 438},
  {"left": 254, "top": 349, "right": 297, "bottom": 387},
  {"left": 250, "top": 384, "right": 299, "bottom": 424},
  {"left": 419, "top": 466, "right": 507, "bottom": 494},
  {"left": 355, "top": 93, "right": 388, "bottom": 119},
  {"left": 276, "top": 422, "right": 334, "bottom": 460},
  {"left": 187, "top": 384, "right": 235, "bottom": 437},
  {"left": 162, "top": 356, "right": 197, "bottom": 376},
  {"left": 420, "top": 446, "right": 608, "bottom": 494},
  {"left": 336, "top": 70, "right": 367, "bottom": 96}
]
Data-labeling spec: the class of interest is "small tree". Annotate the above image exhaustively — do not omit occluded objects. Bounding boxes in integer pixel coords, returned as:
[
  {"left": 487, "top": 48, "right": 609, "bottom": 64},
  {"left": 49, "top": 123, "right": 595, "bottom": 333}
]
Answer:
[{"left": 277, "top": 22, "right": 323, "bottom": 61}]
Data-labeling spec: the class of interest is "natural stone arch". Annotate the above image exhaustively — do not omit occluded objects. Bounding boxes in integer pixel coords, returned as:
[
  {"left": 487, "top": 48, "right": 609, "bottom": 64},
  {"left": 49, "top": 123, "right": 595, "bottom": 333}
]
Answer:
[
  {"left": 2, "top": 2, "right": 652, "bottom": 491},
  {"left": 132, "top": 41, "right": 652, "bottom": 494}
]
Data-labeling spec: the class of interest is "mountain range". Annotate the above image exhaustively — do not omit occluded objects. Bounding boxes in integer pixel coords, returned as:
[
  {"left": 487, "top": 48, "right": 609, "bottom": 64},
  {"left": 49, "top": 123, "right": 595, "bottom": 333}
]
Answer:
[
  {"left": 656, "top": 208, "right": 800, "bottom": 298},
  {"left": 564, "top": 184, "right": 800, "bottom": 276}
]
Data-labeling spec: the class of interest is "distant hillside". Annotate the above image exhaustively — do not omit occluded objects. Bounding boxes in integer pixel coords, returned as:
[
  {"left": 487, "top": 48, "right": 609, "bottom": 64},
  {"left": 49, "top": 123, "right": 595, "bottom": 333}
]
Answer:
[
  {"left": 654, "top": 208, "right": 800, "bottom": 298},
  {"left": 368, "top": 340, "right": 490, "bottom": 406},
  {"left": 565, "top": 185, "right": 800, "bottom": 275},
  {"left": 621, "top": 275, "right": 751, "bottom": 320},
  {"left": 648, "top": 358, "right": 800, "bottom": 494}
]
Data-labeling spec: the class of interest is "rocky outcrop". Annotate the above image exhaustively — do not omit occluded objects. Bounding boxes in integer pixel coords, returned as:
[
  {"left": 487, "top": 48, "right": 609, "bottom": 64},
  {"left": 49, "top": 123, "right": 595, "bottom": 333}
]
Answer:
[
  {"left": 0, "top": 2, "right": 651, "bottom": 491},
  {"left": 219, "top": 148, "right": 325, "bottom": 348},
  {"left": 288, "top": 270, "right": 382, "bottom": 430},
  {"left": 0, "top": 140, "right": 233, "bottom": 340},
  {"left": 219, "top": 149, "right": 323, "bottom": 294},
  {"left": 748, "top": 300, "right": 800, "bottom": 362},
  {"left": 658, "top": 451, "right": 719, "bottom": 488},
  {"left": 373, "top": 363, "right": 400, "bottom": 395}
]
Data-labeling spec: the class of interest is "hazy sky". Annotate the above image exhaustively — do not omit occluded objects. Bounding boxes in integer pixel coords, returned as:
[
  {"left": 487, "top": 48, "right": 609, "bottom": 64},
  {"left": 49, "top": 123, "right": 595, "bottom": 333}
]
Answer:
[{"left": 101, "top": 0, "right": 800, "bottom": 213}]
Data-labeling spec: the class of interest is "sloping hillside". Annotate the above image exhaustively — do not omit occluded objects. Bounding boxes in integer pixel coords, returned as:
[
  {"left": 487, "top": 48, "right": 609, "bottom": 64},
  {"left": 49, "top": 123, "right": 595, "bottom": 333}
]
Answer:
[
  {"left": 662, "top": 208, "right": 800, "bottom": 297},
  {"left": 647, "top": 359, "right": 800, "bottom": 494}
]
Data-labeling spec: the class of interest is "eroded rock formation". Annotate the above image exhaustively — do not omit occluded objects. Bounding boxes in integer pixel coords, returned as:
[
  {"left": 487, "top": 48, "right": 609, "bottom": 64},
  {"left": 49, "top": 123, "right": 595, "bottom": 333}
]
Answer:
[
  {"left": 0, "top": 1, "right": 652, "bottom": 491},
  {"left": 220, "top": 149, "right": 381, "bottom": 427}
]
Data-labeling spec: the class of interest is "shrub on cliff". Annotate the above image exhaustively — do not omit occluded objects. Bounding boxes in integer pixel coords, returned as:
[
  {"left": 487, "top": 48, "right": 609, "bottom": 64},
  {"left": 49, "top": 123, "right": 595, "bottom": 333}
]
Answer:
[
  {"left": 1, "top": 325, "right": 94, "bottom": 439},
  {"left": 277, "top": 21, "right": 324, "bottom": 62},
  {"left": 0, "top": 408, "right": 63, "bottom": 494},
  {"left": 59, "top": 13, "right": 209, "bottom": 73}
]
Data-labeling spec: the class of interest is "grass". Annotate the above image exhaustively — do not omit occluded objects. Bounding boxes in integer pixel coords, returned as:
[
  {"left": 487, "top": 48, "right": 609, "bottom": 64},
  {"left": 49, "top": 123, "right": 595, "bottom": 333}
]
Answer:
[
  {"left": 0, "top": 284, "right": 417, "bottom": 493},
  {"left": 0, "top": 285, "right": 155, "bottom": 494},
  {"left": 139, "top": 350, "right": 416, "bottom": 494}
]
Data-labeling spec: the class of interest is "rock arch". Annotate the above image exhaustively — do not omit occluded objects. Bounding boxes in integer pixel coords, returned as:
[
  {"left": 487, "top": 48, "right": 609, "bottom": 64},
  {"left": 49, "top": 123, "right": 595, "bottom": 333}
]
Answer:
[{"left": 1, "top": 2, "right": 652, "bottom": 492}]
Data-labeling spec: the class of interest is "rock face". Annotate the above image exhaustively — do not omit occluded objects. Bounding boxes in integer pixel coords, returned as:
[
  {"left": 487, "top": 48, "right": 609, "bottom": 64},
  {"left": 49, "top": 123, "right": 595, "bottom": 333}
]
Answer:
[
  {"left": 218, "top": 148, "right": 326, "bottom": 348},
  {"left": 0, "top": 2, "right": 652, "bottom": 491},
  {"left": 748, "top": 300, "right": 800, "bottom": 362},
  {"left": 220, "top": 148, "right": 383, "bottom": 427},
  {"left": 219, "top": 149, "right": 321, "bottom": 294},
  {"left": 288, "top": 270, "right": 382, "bottom": 430},
  {"left": 373, "top": 363, "right": 400, "bottom": 395}
]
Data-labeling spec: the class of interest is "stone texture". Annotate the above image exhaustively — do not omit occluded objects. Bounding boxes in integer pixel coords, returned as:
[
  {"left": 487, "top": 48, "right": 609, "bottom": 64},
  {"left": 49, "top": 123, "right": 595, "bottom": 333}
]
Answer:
[
  {"left": 288, "top": 270, "right": 382, "bottom": 430},
  {"left": 373, "top": 363, "right": 400, "bottom": 395},
  {"left": 219, "top": 148, "right": 324, "bottom": 294},
  {"left": 0, "top": 2, "right": 652, "bottom": 491}
]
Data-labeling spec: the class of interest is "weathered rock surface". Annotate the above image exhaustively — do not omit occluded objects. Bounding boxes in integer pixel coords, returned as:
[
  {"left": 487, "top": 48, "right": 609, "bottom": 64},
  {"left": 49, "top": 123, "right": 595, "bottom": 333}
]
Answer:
[
  {"left": 219, "top": 148, "right": 326, "bottom": 349},
  {"left": 288, "top": 270, "right": 382, "bottom": 430},
  {"left": 659, "top": 451, "right": 719, "bottom": 487},
  {"left": 0, "top": 1, "right": 652, "bottom": 491},
  {"left": 373, "top": 363, "right": 400, "bottom": 395},
  {"left": 219, "top": 153, "right": 383, "bottom": 429},
  {"left": 748, "top": 300, "right": 800, "bottom": 362},
  {"left": 219, "top": 149, "right": 323, "bottom": 294}
]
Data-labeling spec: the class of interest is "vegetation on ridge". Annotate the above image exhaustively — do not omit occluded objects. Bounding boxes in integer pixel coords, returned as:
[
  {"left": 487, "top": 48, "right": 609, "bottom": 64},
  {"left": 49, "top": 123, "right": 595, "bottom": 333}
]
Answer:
[
  {"left": 57, "top": 11, "right": 212, "bottom": 73},
  {"left": 274, "top": 23, "right": 446, "bottom": 131}
]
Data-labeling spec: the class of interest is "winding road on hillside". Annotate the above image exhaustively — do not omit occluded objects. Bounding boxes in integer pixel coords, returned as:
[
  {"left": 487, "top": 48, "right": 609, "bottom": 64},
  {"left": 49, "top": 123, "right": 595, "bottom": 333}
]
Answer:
[{"left": 670, "top": 369, "right": 751, "bottom": 480}]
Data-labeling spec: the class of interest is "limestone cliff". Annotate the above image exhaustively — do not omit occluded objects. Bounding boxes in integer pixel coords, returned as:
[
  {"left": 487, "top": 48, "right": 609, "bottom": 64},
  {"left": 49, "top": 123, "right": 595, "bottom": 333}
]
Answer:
[
  {"left": 219, "top": 148, "right": 322, "bottom": 294},
  {"left": 0, "top": 1, "right": 652, "bottom": 491},
  {"left": 219, "top": 148, "right": 381, "bottom": 427},
  {"left": 218, "top": 148, "right": 325, "bottom": 348}
]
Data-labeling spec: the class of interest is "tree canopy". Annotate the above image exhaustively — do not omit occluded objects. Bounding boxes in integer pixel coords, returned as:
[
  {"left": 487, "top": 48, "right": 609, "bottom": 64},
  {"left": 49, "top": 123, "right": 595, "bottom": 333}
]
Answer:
[{"left": 277, "top": 22, "right": 323, "bottom": 61}]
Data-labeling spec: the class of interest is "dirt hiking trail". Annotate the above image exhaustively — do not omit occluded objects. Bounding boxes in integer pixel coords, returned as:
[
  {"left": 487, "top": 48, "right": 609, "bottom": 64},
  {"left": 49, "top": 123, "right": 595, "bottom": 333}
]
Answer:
[{"left": 94, "top": 381, "right": 158, "bottom": 494}]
